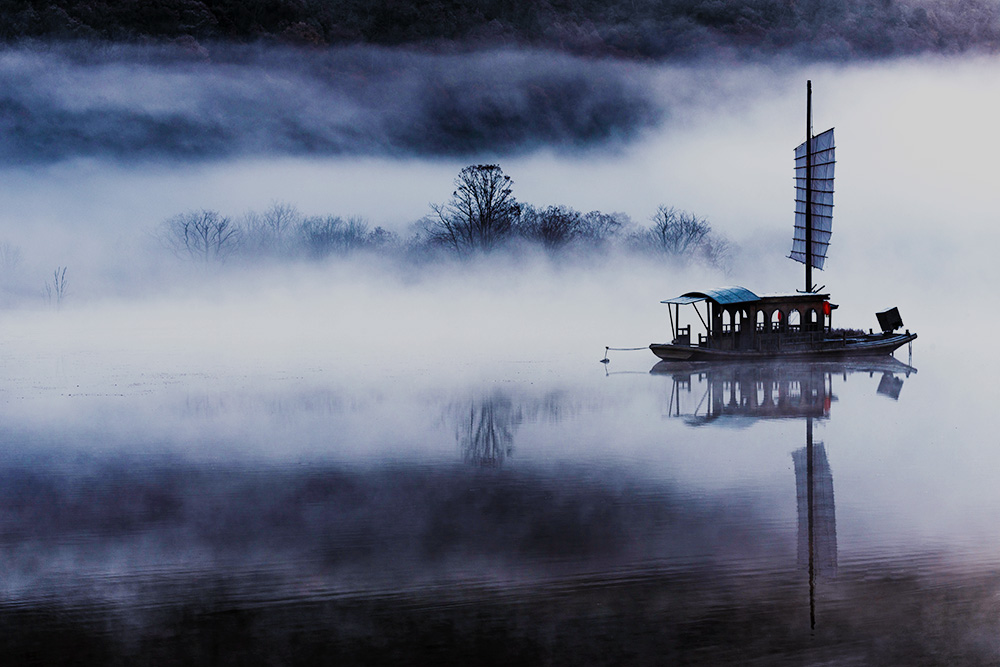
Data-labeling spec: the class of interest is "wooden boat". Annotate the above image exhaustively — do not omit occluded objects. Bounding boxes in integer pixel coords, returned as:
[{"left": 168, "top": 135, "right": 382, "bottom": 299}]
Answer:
[{"left": 650, "top": 82, "right": 917, "bottom": 363}]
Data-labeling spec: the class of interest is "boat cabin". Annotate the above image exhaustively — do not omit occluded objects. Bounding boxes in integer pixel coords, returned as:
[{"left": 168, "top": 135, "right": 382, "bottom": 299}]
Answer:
[{"left": 662, "top": 286, "right": 838, "bottom": 353}]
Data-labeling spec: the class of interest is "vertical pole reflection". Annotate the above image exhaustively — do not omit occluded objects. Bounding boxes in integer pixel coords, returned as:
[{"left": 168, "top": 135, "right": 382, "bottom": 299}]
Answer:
[
  {"left": 807, "top": 416, "right": 815, "bottom": 632},
  {"left": 793, "top": 417, "right": 837, "bottom": 633}
]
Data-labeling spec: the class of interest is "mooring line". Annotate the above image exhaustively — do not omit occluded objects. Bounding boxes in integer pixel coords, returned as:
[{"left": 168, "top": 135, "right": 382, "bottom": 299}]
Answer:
[{"left": 600, "top": 345, "right": 649, "bottom": 363}]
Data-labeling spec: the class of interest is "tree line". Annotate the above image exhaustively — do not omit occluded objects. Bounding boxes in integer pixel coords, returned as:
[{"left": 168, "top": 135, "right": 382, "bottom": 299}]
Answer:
[
  {"left": 2, "top": 0, "right": 997, "bottom": 60},
  {"left": 158, "top": 163, "right": 731, "bottom": 268}
]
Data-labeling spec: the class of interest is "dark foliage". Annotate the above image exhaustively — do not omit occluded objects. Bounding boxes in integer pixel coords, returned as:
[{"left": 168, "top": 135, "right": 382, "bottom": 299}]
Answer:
[{"left": 2, "top": 0, "right": 1000, "bottom": 59}]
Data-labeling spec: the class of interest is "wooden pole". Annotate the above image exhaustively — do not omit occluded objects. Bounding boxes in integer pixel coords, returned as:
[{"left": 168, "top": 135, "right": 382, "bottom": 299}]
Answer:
[{"left": 805, "top": 80, "right": 814, "bottom": 293}]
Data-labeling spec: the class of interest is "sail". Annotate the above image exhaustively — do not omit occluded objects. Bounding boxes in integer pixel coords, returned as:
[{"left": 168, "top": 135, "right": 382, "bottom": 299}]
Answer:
[{"left": 790, "top": 127, "right": 835, "bottom": 270}]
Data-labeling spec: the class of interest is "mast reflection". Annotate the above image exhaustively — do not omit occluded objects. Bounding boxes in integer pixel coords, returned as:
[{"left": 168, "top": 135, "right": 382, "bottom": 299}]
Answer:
[{"left": 653, "top": 359, "right": 915, "bottom": 630}]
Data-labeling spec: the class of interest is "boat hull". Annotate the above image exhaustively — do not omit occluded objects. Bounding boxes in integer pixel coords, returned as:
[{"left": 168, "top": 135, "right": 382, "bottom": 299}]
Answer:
[{"left": 649, "top": 332, "right": 917, "bottom": 362}]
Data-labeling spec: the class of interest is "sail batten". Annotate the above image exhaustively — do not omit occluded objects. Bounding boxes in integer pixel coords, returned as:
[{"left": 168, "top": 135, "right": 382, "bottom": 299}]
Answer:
[{"left": 790, "top": 127, "right": 835, "bottom": 270}]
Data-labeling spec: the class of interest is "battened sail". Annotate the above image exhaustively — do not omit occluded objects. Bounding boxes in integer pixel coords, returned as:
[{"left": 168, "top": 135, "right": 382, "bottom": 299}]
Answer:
[{"left": 790, "top": 127, "right": 835, "bottom": 270}]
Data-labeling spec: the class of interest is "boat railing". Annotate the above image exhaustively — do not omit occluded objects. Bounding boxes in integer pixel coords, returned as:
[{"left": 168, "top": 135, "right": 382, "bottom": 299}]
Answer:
[{"left": 754, "top": 330, "right": 826, "bottom": 352}]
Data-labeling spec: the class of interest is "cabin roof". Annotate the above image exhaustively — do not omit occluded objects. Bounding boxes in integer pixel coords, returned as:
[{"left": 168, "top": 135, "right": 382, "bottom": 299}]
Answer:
[
  {"left": 662, "top": 287, "right": 832, "bottom": 307},
  {"left": 661, "top": 286, "right": 760, "bottom": 306}
]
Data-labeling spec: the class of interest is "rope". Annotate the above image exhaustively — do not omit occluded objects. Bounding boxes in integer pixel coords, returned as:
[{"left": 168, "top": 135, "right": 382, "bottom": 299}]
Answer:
[{"left": 600, "top": 345, "right": 649, "bottom": 364}]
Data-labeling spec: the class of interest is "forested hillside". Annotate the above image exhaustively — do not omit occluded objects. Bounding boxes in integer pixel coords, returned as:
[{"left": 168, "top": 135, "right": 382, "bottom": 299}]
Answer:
[{"left": 3, "top": 0, "right": 999, "bottom": 59}]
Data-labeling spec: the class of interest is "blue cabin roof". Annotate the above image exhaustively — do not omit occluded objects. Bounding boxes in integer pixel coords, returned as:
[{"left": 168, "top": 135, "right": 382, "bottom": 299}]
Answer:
[{"left": 661, "top": 286, "right": 761, "bottom": 306}]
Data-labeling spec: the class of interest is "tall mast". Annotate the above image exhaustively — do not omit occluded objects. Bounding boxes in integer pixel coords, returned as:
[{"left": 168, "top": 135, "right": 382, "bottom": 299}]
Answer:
[{"left": 805, "top": 80, "right": 813, "bottom": 293}]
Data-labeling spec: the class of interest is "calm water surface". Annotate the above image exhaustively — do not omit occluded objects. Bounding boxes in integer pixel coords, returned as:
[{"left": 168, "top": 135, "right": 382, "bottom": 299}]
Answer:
[{"left": 1, "top": 328, "right": 998, "bottom": 665}]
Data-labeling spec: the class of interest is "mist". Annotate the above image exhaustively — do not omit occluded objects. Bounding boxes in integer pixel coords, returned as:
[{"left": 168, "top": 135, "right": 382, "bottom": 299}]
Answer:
[
  {"left": 4, "top": 36, "right": 1000, "bottom": 664},
  {"left": 0, "top": 43, "right": 660, "bottom": 164},
  {"left": 2, "top": 48, "right": 998, "bottom": 323}
]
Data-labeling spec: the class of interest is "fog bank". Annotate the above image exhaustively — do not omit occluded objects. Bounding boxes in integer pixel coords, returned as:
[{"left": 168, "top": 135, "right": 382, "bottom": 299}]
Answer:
[{"left": 0, "top": 44, "right": 659, "bottom": 164}]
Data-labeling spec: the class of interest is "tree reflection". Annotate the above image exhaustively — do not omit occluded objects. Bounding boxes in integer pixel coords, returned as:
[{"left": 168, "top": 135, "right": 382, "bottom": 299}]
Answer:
[{"left": 455, "top": 394, "right": 523, "bottom": 467}]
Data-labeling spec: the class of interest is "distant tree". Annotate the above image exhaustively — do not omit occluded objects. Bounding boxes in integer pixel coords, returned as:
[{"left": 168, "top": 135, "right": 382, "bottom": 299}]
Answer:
[
  {"left": 161, "top": 210, "right": 241, "bottom": 263},
  {"left": 635, "top": 205, "right": 731, "bottom": 269},
  {"left": 700, "top": 233, "right": 734, "bottom": 270},
  {"left": 367, "top": 225, "right": 400, "bottom": 251},
  {"left": 44, "top": 266, "right": 67, "bottom": 308},
  {"left": 578, "top": 210, "right": 628, "bottom": 244},
  {"left": 242, "top": 201, "right": 302, "bottom": 257},
  {"left": 300, "top": 215, "right": 372, "bottom": 257},
  {"left": 518, "top": 204, "right": 583, "bottom": 249},
  {"left": 428, "top": 164, "right": 520, "bottom": 254},
  {"left": 648, "top": 206, "right": 711, "bottom": 256}
]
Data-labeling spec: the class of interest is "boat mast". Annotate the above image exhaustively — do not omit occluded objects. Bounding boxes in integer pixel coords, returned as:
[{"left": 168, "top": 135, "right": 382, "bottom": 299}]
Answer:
[{"left": 805, "top": 80, "right": 813, "bottom": 293}]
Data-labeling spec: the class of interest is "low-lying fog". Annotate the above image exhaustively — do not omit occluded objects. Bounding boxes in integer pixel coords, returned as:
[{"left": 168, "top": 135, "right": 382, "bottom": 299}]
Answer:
[
  {"left": 6, "top": 44, "right": 1000, "bottom": 663},
  {"left": 2, "top": 49, "right": 996, "bottom": 363},
  {"left": 3, "top": 52, "right": 996, "bottom": 267},
  {"left": 0, "top": 45, "right": 994, "bottom": 498},
  {"left": 0, "top": 46, "right": 994, "bottom": 405}
]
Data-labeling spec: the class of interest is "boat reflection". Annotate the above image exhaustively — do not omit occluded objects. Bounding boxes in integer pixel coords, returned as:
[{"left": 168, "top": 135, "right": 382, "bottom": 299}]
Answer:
[
  {"left": 652, "top": 358, "right": 915, "bottom": 630},
  {"left": 653, "top": 358, "right": 915, "bottom": 425}
]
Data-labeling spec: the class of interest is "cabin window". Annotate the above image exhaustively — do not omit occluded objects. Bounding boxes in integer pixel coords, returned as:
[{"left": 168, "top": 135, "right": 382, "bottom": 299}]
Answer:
[
  {"left": 771, "top": 309, "right": 782, "bottom": 332},
  {"left": 806, "top": 308, "right": 819, "bottom": 332},
  {"left": 788, "top": 309, "right": 801, "bottom": 332},
  {"left": 756, "top": 310, "right": 766, "bottom": 332},
  {"left": 722, "top": 310, "right": 732, "bottom": 334}
]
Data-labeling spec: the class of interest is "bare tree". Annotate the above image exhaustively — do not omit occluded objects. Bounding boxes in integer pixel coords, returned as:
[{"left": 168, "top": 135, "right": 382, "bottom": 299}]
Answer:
[
  {"left": 45, "top": 266, "right": 67, "bottom": 308},
  {"left": 518, "top": 204, "right": 583, "bottom": 249},
  {"left": 700, "top": 234, "right": 734, "bottom": 271},
  {"left": 241, "top": 201, "right": 302, "bottom": 257},
  {"left": 579, "top": 210, "right": 628, "bottom": 244},
  {"left": 428, "top": 164, "right": 519, "bottom": 254},
  {"left": 648, "top": 206, "right": 711, "bottom": 256},
  {"left": 261, "top": 201, "right": 299, "bottom": 242},
  {"left": 300, "top": 215, "right": 372, "bottom": 257},
  {"left": 633, "top": 206, "right": 732, "bottom": 269},
  {"left": 161, "top": 210, "right": 241, "bottom": 263}
]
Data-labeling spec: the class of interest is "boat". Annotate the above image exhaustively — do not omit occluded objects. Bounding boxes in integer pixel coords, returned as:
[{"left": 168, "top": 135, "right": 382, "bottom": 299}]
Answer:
[{"left": 650, "top": 82, "right": 917, "bottom": 363}]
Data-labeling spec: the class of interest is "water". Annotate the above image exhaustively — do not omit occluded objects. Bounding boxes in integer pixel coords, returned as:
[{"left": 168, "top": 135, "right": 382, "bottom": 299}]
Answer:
[
  {"left": 2, "top": 297, "right": 998, "bottom": 666},
  {"left": 4, "top": 50, "right": 1000, "bottom": 666}
]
